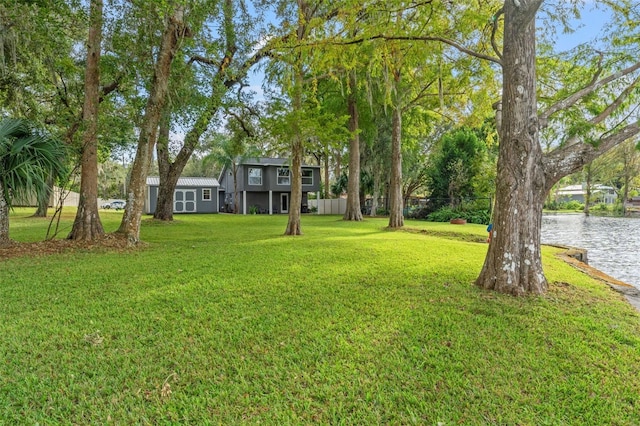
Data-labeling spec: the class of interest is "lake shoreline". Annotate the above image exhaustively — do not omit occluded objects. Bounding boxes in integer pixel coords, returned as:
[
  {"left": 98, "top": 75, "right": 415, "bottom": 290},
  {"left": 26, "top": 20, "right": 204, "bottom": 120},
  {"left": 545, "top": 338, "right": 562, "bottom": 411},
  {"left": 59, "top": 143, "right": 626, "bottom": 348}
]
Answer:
[{"left": 542, "top": 212, "right": 640, "bottom": 290}]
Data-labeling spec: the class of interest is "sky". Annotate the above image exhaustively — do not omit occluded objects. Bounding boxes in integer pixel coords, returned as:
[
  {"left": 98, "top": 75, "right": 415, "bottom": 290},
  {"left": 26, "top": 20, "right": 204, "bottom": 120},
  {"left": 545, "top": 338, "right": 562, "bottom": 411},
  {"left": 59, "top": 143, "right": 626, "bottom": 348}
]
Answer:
[
  {"left": 547, "top": 2, "right": 615, "bottom": 52},
  {"left": 246, "top": 2, "right": 622, "bottom": 102}
]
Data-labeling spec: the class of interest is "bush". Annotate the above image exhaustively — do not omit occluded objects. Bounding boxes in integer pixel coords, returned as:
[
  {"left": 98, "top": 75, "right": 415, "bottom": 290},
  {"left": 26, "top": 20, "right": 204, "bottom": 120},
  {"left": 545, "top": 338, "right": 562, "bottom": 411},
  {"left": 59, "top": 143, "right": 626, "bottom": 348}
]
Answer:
[
  {"left": 426, "top": 206, "right": 490, "bottom": 224},
  {"left": 595, "top": 203, "right": 609, "bottom": 211},
  {"left": 544, "top": 200, "right": 559, "bottom": 210},
  {"left": 564, "top": 200, "right": 584, "bottom": 211}
]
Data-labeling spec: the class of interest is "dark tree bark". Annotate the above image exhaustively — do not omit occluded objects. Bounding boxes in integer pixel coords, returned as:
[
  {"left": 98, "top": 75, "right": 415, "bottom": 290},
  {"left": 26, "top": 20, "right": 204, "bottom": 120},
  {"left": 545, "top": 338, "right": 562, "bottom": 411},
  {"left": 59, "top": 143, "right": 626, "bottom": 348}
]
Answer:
[
  {"left": 388, "top": 100, "right": 404, "bottom": 228},
  {"left": 68, "top": 0, "right": 104, "bottom": 241},
  {"left": 285, "top": 138, "right": 303, "bottom": 235},
  {"left": 0, "top": 183, "right": 9, "bottom": 246},
  {"left": 153, "top": 113, "right": 176, "bottom": 220},
  {"left": 118, "top": 8, "right": 187, "bottom": 243},
  {"left": 343, "top": 71, "right": 363, "bottom": 221}
]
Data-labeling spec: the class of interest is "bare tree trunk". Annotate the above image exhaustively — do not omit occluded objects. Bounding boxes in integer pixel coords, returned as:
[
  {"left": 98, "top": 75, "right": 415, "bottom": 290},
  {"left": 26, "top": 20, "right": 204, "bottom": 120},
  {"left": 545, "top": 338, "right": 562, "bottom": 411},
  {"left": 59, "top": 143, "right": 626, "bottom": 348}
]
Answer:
[
  {"left": 118, "top": 9, "right": 187, "bottom": 244},
  {"left": 155, "top": 0, "right": 235, "bottom": 221},
  {"left": 284, "top": 0, "right": 307, "bottom": 235},
  {"left": 343, "top": 72, "right": 363, "bottom": 221},
  {"left": 285, "top": 65, "right": 304, "bottom": 233},
  {"left": 333, "top": 149, "right": 342, "bottom": 185},
  {"left": 388, "top": 102, "right": 404, "bottom": 228},
  {"left": 153, "top": 114, "right": 175, "bottom": 220},
  {"left": 323, "top": 151, "right": 330, "bottom": 198},
  {"left": 233, "top": 165, "right": 239, "bottom": 213},
  {"left": 0, "top": 183, "right": 9, "bottom": 246},
  {"left": 285, "top": 139, "right": 303, "bottom": 234},
  {"left": 33, "top": 175, "right": 53, "bottom": 217},
  {"left": 584, "top": 164, "right": 591, "bottom": 216},
  {"left": 68, "top": 0, "right": 104, "bottom": 241},
  {"left": 475, "top": 0, "right": 547, "bottom": 295},
  {"left": 370, "top": 174, "right": 380, "bottom": 217}
]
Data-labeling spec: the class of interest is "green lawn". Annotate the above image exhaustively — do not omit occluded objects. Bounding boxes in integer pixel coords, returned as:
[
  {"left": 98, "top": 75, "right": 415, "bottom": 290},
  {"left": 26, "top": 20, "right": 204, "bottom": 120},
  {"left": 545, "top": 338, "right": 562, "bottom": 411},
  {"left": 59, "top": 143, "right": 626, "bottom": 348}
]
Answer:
[{"left": 2, "top": 209, "right": 640, "bottom": 424}]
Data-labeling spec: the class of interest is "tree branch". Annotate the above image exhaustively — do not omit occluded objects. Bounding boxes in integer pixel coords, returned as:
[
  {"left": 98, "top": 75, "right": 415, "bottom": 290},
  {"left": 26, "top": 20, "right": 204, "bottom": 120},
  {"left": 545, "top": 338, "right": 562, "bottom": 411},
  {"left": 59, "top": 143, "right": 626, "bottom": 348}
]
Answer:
[
  {"left": 323, "top": 34, "right": 503, "bottom": 66},
  {"left": 539, "top": 60, "right": 640, "bottom": 122},
  {"left": 543, "top": 120, "right": 640, "bottom": 190},
  {"left": 490, "top": 7, "right": 504, "bottom": 60}
]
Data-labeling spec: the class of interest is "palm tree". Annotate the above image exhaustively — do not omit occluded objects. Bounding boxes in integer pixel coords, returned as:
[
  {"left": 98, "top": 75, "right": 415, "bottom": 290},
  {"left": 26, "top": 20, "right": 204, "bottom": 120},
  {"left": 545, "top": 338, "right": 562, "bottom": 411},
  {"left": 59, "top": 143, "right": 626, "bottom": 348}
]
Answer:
[{"left": 0, "top": 119, "right": 67, "bottom": 245}]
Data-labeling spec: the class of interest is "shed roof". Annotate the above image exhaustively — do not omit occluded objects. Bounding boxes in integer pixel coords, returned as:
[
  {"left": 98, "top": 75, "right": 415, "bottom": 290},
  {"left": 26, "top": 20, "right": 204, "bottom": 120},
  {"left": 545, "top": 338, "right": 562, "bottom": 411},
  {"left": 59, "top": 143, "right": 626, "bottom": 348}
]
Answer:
[{"left": 146, "top": 176, "right": 219, "bottom": 187}]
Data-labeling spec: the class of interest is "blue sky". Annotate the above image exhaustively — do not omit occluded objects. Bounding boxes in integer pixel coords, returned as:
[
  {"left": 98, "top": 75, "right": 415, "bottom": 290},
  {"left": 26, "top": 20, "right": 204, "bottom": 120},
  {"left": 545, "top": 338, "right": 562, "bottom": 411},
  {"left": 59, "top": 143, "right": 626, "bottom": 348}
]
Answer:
[{"left": 548, "top": 2, "right": 614, "bottom": 52}]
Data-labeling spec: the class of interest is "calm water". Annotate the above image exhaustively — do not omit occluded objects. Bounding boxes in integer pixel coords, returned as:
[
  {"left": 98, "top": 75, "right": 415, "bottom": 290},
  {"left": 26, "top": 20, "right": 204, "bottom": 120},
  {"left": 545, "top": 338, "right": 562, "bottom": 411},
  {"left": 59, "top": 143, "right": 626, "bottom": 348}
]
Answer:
[{"left": 541, "top": 214, "right": 640, "bottom": 289}]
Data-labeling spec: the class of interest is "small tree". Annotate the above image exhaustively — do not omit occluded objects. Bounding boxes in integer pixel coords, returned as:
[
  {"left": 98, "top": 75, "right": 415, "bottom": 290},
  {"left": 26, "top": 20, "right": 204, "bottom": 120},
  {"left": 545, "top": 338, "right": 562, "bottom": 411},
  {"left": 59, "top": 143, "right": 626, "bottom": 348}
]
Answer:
[
  {"left": 427, "top": 128, "right": 487, "bottom": 205},
  {"left": 0, "top": 119, "right": 67, "bottom": 245}
]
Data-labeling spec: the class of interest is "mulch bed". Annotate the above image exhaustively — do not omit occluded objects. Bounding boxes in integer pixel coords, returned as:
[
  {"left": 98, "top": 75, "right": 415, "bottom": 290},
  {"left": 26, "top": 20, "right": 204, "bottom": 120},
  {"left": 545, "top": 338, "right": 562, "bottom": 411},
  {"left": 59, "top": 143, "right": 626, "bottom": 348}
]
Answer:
[{"left": 0, "top": 233, "right": 137, "bottom": 260}]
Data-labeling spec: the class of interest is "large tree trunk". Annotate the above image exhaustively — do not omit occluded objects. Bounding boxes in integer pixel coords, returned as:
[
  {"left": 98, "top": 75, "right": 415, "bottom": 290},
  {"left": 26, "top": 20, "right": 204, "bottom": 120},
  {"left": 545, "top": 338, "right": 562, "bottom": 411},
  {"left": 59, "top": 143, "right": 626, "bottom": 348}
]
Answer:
[
  {"left": 153, "top": 114, "right": 176, "bottom": 220},
  {"left": 0, "top": 183, "right": 9, "bottom": 246},
  {"left": 284, "top": 0, "right": 307, "bottom": 235},
  {"left": 68, "top": 0, "right": 104, "bottom": 241},
  {"left": 388, "top": 102, "right": 404, "bottom": 228},
  {"left": 118, "top": 9, "right": 186, "bottom": 243},
  {"left": 475, "top": 0, "right": 547, "bottom": 295},
  {"left": 285, "top": 139, "right": 303, "bottom": 235},
  {"left": 154, "top": 1, "right": 235, "bottom": 221},
  {"left": 343, "top": 72, "right": 363, "bottom": 221},
  {"left": 285, "top": 66, "right": 303, "bottom": 234}
]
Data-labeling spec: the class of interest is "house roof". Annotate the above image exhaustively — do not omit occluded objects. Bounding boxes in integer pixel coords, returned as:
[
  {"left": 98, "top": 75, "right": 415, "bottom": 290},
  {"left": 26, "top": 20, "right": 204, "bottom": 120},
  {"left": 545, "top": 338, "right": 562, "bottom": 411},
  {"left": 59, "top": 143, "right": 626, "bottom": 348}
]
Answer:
[
  {"left": 557, "top": 184, "right": 616, "bottom": 196},
  {"left": 146, "top": 176, "right": 219, "bottom": 187},
  {"left": 239, "top": 157, "right": 321, "bottom": 168}
]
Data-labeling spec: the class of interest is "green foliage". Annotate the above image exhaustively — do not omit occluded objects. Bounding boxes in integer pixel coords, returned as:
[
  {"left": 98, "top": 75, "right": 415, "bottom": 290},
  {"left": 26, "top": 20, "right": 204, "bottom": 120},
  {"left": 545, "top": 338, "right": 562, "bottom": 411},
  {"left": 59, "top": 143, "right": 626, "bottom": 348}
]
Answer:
[
  {"left": 0, "top": 119, "right": 67, "bottom": 207},
  {"left": 2, "top": 211, "right": 640, "bottom": 424},
  {"left": 426, "top": 128, "right": 489, "bottom": 202},
  {"left": 564, "top": 200, "right": 585, "bottom": 211},
  {"left": 426, "top": 206, "right": 491, "bottom": 225}
]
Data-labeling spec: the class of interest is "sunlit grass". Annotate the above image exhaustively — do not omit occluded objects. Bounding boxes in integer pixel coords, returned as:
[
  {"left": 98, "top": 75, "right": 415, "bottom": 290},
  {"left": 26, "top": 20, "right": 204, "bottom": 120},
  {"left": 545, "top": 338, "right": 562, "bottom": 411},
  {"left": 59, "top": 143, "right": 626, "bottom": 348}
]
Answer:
[{"left": 2, "top": 208, "right": 640, "bottom": 424}]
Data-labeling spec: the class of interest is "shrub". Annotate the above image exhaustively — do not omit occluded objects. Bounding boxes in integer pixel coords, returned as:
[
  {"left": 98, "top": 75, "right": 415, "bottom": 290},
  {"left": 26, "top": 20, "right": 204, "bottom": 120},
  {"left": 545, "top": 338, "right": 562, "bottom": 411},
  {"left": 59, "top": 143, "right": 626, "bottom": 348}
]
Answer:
[
  {"left": 544, "top": 200, "right": 559, "bottom": 210},
  {"left": 426, "top": 206, "right": 490, "bottom": 224},
  {"left": 564, "top": 200, "right": 584, "bottom": 211}
]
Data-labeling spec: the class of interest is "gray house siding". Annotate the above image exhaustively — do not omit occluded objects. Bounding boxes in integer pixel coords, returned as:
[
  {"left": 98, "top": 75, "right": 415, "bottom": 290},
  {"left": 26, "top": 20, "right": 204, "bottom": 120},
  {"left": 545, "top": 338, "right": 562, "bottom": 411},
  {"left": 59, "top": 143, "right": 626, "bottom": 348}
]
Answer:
[
  {"left": 218, "top": 158, "right": 321, "bottom": 214},
  {"left": 145, "top": 177, "right": 220, "bottom": 214}
]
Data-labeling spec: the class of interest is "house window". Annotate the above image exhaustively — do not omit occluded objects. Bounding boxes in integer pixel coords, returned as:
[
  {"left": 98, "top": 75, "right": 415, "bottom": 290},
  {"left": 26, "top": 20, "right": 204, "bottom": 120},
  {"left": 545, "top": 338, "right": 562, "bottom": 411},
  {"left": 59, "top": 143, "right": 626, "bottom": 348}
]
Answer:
[
  {"left": 302, "top": 169, "right": 313, "bottom": 185},
  {"left": 277, "top": 167, "right": 290, "bottom": 185},
  {"left": 202, "top": 188, "right": 212, "bottom": 201},
  {"left": 248, "top": 167, "right": 262, "bottom": 185}
]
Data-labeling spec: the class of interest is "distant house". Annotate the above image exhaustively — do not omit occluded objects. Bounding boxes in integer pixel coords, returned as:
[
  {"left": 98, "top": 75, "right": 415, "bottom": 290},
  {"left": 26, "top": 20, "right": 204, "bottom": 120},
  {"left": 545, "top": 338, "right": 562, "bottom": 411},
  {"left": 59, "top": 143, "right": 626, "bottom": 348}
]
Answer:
[
  {"left": 145, "top": 176, "right": 220, "bottom": 214},
  {"left": 218, "top": 158, "right": 321, "bottom": 214},
  {"left": 556, "top": 184, "right": 617, "bottom": 205}
]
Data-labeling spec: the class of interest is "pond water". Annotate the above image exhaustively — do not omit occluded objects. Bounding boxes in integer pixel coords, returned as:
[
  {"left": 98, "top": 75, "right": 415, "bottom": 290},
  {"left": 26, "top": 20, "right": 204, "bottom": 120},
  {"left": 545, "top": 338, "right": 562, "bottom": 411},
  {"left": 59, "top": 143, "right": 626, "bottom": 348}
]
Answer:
[{"left": 541, "top": 214, "right": 640, "bottom": 289}]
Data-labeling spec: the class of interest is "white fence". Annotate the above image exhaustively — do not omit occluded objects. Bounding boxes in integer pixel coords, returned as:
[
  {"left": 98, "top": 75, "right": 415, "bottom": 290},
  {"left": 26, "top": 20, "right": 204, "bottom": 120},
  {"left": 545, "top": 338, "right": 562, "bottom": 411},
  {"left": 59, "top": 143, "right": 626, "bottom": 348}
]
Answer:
[{"left": 308, "top": 198, "right": 347, "bottom": 215}]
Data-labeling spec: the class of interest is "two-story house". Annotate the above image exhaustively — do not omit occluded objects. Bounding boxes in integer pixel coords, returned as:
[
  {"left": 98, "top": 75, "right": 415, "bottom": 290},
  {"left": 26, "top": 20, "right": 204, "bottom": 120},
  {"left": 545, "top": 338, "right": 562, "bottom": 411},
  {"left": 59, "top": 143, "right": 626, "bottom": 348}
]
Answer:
[{"left": 218, "top": 158, "right": 321, "bottom": 214}]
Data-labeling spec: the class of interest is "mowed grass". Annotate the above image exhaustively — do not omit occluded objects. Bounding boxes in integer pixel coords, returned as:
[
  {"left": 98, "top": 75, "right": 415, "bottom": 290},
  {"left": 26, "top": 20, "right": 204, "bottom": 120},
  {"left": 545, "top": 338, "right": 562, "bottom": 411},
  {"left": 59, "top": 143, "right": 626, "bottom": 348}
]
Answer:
[{"left": 2, "top": 209, "right": 640, "bottom": 424}]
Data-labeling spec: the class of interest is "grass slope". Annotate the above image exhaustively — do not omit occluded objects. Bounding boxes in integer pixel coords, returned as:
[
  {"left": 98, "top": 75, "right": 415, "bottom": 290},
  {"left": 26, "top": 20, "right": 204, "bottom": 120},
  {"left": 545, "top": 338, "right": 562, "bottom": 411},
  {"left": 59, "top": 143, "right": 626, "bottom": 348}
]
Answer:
[{"left": 1, "top": 209, "right": 640, "bottom": 424}]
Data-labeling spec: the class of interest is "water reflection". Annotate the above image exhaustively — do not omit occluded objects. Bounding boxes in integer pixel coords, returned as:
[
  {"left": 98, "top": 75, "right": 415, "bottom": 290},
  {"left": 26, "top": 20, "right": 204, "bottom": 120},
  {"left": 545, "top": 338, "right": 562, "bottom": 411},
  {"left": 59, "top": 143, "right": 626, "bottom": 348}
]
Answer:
[{"left": 541, "top": 214, "right": 640, "bottom": 289}]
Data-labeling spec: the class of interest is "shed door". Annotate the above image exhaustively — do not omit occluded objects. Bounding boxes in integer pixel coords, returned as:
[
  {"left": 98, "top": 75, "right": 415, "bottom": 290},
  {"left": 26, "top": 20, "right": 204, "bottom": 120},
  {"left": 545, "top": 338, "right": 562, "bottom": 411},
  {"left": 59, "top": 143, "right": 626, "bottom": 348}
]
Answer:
[{"left": 174, "top": 190, "right": 197, "bottom": 213}]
